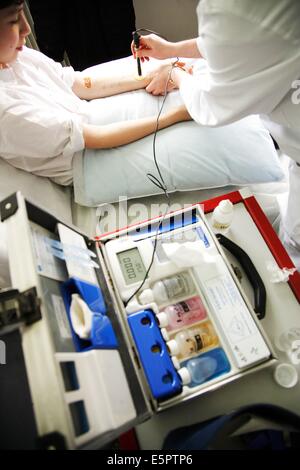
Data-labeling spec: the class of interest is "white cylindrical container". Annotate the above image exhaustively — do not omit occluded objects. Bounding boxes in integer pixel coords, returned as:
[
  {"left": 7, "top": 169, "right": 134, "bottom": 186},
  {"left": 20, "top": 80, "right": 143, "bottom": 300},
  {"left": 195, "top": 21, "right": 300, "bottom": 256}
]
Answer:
[
  {"left": 212, "top": 199, "right": 234, "bottom": 229},
  {"left": 172, "top": 356, "right": 180, "bottom": 371},
  {"left": 156, "top": 312, "right": 169, "bottom": 328},
  {"left": 177, "top": 367, "right": 191, "bottom": 386},
  {"left": 167, "top": 339, "right": 180, "bottom": 357},
  {"left": 160, "top": 328, "right": 170, "bottom": 342}
]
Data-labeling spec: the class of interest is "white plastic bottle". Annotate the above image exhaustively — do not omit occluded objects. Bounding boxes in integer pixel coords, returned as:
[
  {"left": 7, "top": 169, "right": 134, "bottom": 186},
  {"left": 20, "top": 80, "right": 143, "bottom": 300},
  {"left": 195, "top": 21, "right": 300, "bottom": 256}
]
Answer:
[
  {"left": 212, "top": 199, "right": 234, "bottom": 229},
  {"left": 138, "top": 271, "right": 196, "bottom": 305}
]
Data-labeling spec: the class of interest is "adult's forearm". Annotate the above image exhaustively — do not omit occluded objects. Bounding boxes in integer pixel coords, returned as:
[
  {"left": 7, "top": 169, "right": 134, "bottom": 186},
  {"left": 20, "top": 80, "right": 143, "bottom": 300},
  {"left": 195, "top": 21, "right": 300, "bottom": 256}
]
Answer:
[
  {"left": 171, "top": 66, "right": 194, "bottom": 89},
  {"left": 136, "top": 34, "right": 202, "bottom": 61},
  {"left": 169, "top": 38, "right": 202, "bottom": 59}
]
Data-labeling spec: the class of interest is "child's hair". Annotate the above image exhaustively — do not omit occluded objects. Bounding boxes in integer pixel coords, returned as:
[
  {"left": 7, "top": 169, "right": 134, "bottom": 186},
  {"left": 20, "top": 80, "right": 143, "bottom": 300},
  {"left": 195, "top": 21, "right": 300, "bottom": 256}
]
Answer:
[{"left": 0, "top": 0, "right": 23, "bottom": 10}]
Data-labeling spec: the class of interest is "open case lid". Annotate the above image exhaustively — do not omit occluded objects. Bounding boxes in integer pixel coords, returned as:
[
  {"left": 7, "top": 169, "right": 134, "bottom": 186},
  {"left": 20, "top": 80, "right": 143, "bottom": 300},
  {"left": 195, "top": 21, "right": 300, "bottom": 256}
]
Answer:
[{"left": 0, "top": 192, "right": 151, "bottom": 450}]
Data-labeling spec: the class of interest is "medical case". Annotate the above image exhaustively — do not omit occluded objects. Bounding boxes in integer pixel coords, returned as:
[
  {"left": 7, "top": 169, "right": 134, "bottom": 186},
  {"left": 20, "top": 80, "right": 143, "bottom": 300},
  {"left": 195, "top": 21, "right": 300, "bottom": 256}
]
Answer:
[{"left": 1, "top": 189, "right": 300, "bottom": 450}]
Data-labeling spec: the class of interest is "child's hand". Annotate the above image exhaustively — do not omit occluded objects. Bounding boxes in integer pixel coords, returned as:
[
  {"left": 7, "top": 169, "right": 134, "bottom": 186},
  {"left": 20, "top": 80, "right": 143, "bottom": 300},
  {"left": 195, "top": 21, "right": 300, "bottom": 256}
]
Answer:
[{"left": 146, "top": 63, "right": 176, "bottom": 96}]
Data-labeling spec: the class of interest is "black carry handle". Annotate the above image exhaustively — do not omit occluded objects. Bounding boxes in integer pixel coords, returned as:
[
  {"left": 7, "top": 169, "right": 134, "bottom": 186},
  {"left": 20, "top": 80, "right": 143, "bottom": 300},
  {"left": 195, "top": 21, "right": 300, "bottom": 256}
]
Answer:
[{"left": 216, "top": 233, "right": 266, "bottom": 320}]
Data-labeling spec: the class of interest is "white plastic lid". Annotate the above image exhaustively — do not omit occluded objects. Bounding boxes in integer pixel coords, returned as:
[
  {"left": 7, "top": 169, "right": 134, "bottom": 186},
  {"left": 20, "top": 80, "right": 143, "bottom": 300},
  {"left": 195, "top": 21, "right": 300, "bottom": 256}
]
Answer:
[
  {"left": 177, "top": 367, "right": 191, "bottom": 386},
  {"left": 156, "top": 312, "right": 169, "bottom": 328},
  {"left": 172, "top": 356, "right": 180, "bottom": 370},
  {"left": 139, "top": 289, "right": 154, "bottom": 305},
  {"left": 167, "top": 339, "right": 179, "bottom": 356},
  {"left": 288, "top": 348, "right": 300, "bottom": 366},
  {"left": 218, "top": 199, "right": 233, "bottom": 214},
  {"left": 274, "top": 363, "right": 298, "bottom": 388},
  {"left": 212, "top": 199, "right": 234, "bottom": 227},
  {"left": 160, "top": 328, "right": 170, "bottom": 342}
]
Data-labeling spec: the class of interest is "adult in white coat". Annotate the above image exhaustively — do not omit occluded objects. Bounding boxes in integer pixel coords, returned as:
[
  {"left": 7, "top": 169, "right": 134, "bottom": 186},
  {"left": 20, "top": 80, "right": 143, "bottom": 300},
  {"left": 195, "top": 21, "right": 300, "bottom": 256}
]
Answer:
[{"left": 135, "top": 0, "right": 300, "bottom": 269}]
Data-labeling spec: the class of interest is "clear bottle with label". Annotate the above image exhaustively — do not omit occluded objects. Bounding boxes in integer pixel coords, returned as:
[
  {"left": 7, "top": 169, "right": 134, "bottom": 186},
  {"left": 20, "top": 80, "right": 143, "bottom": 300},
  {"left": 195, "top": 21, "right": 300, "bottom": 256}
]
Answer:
[
  {"left": 138, "top": 271, "right": 196, "bottom": 306},
  {"left": 167, "top": 320, "right": 219, "bottom": 359},
  {"left": 157, "top": 296, "right": 207, "bottom": 332}
]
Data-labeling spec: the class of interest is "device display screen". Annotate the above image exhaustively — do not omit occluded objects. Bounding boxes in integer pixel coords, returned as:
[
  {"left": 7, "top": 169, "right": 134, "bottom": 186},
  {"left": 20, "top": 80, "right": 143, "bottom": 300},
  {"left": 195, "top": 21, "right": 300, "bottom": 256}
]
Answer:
[{"left": 117, "top": 248, "right": 147, "bottom": 285}]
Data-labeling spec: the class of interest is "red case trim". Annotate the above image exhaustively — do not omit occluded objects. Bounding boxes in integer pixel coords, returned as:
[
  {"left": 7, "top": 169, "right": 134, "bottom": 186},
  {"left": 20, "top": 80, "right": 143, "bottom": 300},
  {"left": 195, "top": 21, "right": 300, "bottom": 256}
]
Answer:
[{"left": 201, "top": 191, "right": 300, "bottom": 303}]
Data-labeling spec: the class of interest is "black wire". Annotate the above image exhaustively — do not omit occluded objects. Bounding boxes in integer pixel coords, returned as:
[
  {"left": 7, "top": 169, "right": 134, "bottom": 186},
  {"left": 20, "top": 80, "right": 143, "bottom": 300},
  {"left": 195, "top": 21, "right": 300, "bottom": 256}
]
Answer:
[
  {"left": 123, "top": 214, "right": 167, "bottom": 307},
  {"left": 124, "top": 63, "right": 176, "bottom": 307},
  {"left": 147, "top": 90, "right": 170, "bottom": 199},
  {"left": 134, "top": 28, "right": 168, "bottom": 41}
]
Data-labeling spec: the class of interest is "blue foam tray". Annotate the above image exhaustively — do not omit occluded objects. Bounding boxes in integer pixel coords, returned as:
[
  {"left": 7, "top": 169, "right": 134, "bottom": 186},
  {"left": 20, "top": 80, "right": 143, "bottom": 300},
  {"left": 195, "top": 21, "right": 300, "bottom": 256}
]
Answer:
[{"left": 128, "top": 310, "right": 182, "bottom": 400}]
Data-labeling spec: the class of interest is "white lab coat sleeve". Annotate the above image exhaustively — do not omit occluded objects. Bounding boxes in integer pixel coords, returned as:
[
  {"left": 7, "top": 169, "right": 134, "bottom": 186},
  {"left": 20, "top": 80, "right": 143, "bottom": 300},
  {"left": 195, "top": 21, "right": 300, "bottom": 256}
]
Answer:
[
  {"left": 0, "top": 101, "right": 85, "bottom": 161},
  {"left": 179, "top": 12, "right": 300, "bottom": 126}
]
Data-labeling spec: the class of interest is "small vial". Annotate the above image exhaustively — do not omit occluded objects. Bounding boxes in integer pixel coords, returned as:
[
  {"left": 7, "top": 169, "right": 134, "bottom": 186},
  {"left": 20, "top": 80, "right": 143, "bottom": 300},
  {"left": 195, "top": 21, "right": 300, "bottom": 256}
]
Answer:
[
  {"left": 157, "top": 296, "right": 207, "bottom": 332},
  {"left": 212, "top": 200, "right": 234, "bottom": 229},
  {"left": 139, "top": 271, "right": 196, "bottom": 306},
  {"left": 167, "top": 321, "right": 219, "bottom": 359}
]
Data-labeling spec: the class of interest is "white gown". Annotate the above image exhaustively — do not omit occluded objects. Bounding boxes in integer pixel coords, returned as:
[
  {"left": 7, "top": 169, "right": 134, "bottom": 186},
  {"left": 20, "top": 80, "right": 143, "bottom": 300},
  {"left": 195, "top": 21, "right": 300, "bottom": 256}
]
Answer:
[{"left": 177, "top": 0, "right": 300, "bottom": 266}]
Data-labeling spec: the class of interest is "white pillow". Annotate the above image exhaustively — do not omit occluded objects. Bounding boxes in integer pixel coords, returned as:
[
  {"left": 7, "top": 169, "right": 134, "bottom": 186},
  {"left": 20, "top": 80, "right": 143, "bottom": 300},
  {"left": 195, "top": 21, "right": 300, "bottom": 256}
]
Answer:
[
  {"left": 0, "top": 56, "right": 284, "bottom": 211},
  {"left": 73, "top": 114, "right": 283, "bottom": 207},
  {"left": 71, "top": 57, "right": 284, "bottom": 206},
  {"left": 0, "top": 158, "right": 72, "bottom": 287}
]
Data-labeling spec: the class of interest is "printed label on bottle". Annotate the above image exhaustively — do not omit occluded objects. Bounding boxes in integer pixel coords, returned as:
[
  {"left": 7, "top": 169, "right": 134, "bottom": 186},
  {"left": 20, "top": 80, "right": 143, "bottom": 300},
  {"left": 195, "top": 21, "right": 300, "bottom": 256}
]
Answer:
[
  {"left": 194, "top": 334, "right": 203, "bottom": 351},
  {"left": 173, "top": 320, "right": 219, "bottom": 359},
  {"left": 162, "top": 272, "right": 195, "bottom": 300},
  {"left": 164, "top": 296, "right": 207, "bottom": 331}
]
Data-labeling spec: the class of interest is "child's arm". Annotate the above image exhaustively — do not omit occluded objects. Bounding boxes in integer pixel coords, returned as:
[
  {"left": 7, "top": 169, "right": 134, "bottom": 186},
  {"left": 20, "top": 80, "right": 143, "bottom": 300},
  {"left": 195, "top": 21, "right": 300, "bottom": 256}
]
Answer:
[
  {"left": 83, "top": 106, "right": 191, "bottom": 149},
  {"left": 72, "top": 70, "right": 153, "bottom": 100},
  {"left": 72, "top": 60, "right": 175, "bottom": 100}
]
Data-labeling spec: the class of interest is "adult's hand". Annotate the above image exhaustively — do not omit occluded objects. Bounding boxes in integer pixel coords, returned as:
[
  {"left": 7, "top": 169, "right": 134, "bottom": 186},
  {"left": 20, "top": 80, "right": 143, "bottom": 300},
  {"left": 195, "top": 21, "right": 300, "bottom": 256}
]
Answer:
[{"left": 131, "top": 34, "right": 175, "bottom": 62}]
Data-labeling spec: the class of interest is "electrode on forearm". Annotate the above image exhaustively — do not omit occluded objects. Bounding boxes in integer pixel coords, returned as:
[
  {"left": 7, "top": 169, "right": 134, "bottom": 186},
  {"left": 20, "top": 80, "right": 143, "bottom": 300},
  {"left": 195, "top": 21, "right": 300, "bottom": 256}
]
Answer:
[{"left": 83, "top": 77, "right": 92, "bottom": 89}]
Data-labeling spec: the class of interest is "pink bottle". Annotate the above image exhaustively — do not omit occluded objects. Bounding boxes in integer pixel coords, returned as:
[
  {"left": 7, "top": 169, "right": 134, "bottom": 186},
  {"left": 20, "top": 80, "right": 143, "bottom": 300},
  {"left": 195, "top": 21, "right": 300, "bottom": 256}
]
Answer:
[{"left": 157, "top": 296, "right": 207, "bottom": 332}]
